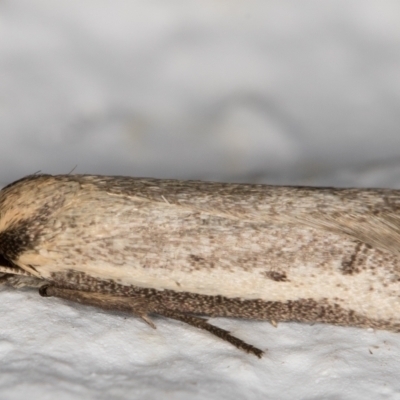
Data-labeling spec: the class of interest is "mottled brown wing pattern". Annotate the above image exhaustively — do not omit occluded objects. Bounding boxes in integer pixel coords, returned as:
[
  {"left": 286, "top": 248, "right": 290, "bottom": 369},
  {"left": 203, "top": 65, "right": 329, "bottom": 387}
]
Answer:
[{"left": 1, "top": 174, "right": 400, "bottom": 356}]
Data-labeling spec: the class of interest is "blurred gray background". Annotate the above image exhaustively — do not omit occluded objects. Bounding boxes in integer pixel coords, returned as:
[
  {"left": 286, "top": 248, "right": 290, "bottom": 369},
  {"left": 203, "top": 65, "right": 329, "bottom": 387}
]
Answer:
[{"left": 1, "top": 0, "right": 400, "bottom": 188}]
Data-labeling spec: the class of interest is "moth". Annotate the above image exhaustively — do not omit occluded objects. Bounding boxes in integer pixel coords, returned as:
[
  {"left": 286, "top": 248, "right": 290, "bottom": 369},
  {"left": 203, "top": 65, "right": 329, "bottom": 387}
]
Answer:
[{"left": 1, "top": 174, "right": 400, "bottom": 358}]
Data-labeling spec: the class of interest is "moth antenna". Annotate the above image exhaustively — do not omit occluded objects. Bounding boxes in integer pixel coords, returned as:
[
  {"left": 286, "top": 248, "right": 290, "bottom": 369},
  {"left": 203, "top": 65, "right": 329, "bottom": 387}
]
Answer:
[
  {"left": 0, "top": 266, "right": 35, "bottom": 276},
  {"left": 67, "top": 165, "right": 78, "bottom": 174}
]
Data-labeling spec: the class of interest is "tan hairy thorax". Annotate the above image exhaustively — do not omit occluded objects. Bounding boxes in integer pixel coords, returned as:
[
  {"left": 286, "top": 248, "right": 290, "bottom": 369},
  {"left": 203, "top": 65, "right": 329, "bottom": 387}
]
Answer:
[{"left": 1, "top": 173, "right": 400, "bottom": 357}]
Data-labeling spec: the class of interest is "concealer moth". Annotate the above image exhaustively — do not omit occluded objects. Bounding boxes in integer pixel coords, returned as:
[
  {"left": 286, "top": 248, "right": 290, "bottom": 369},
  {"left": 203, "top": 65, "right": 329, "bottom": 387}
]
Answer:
[{"left": 1, "top": 174, "right": 400, "bottom": 358}]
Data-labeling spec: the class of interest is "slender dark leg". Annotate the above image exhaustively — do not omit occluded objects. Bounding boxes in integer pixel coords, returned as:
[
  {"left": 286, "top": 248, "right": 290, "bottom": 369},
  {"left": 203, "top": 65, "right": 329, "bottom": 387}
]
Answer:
[{"left": 39, "top": 285, "right": 264, "bottom": 357}]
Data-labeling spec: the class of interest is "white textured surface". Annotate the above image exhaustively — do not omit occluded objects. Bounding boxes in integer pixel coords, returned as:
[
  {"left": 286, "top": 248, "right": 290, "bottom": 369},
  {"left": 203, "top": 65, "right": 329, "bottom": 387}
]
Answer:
[{"left": 1, "top": 1, "right": 400, "bottom": 399}]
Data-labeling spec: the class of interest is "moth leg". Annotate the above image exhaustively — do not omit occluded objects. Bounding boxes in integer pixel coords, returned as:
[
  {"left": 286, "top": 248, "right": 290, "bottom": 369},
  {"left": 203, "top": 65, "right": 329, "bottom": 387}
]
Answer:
[
  {"left": 0, "top": 261, "right": 42, "bottom": 288},
  {"left": 0, "top": 273, "right": 45, "bottom": 288},
  {"left": 39, "top": 285, "right": 156, "bottom": 329},
  {"left": 39, "top": 285, "right": 264, "bottom": 357},
  {"left": 0, "top": 274, "right": 10, "bottom": 285},
  {"left": 158, "top": 308, "right": 264, "bottom": 358}
]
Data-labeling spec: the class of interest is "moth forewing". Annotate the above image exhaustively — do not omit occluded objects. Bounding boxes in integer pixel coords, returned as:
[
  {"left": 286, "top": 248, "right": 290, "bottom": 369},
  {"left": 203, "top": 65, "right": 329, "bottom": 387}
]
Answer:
[{"left": 1, "top": 174, "right": 400, "bottom": 357}]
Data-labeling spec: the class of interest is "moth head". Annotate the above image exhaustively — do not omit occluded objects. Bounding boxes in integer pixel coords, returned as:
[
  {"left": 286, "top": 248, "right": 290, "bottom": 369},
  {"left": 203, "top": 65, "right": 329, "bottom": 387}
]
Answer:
[{"left": 0, "top": 175, "right": 81, "bottom": 268}]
